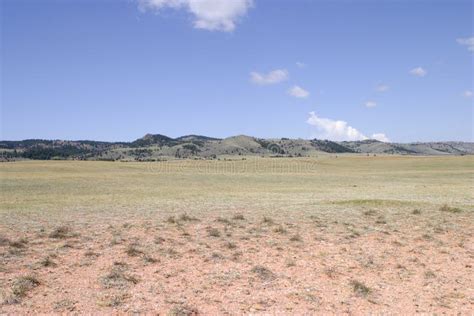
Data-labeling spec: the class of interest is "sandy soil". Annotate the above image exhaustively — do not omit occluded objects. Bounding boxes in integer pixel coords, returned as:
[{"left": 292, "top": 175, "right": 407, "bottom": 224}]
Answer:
[{"left": 1, "top": 210, "right": 472, "bottom": 314}]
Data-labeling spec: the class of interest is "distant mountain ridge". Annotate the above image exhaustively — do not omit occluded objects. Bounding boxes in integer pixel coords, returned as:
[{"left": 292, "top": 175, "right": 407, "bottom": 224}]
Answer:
[{"left": 1, "top": 134, "right": 473, "bottom": 161}]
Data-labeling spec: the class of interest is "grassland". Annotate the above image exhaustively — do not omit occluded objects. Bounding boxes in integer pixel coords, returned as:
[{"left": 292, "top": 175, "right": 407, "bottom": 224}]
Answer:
[{"left": 0, "top": 156, "right": 473, "bottom": 313}]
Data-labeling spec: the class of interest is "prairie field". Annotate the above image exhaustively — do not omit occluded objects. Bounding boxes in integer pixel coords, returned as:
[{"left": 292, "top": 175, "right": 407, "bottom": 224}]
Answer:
[{"left": 0, "top": 156, "right": 473, "bottom": 314}]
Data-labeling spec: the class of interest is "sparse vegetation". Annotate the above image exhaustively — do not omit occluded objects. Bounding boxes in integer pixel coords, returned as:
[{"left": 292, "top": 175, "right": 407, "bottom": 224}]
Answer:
[
  {"left": 0, "top": 235, "right": 11, "bottom": 246},
  {"left": 324, "top": 266, "right": 337, "bottom": 279},
  {"left": 424, "top": 270, "right": 436, "bottom": 279},
  {"left": 232, "top": 214, "right": 245, "bottom": 220},
  {"left": 53, "top": 299, "right": 76, "bottom": 311},
  {"left": 9, "top": 238, "right": 28, "bottom": 249},
  {"left": 97, "top": 293, "right": 129, "bottom": 307},
  {"left": 224, "top": 241, "right": 237, "bottom": 249},
  {"left": 216, "top": 217, "right": 231, "bottom": 225},
  {"left": 0, "top": 157, "right": 472, "bottom": 313},
  {"left": 207, "top": 227, "right": 221, "bottom": 237},
  {"left": 38, "top": 256, "right": 57, "bottom": 267},
  {"left": 169, "top": 304, "right": 199, "bottom": 316},
  {"left": 251, "top": 265, "right": 276, "bottom": 281},
  {"left": 439, "top": 204, "right": 462, "bottom": 213},
  {"left": 166, "top": 216, "right": 177, "bottom": 224},
  {"left": 179, "top": 213, "right": 197, "bottom": 222},
  {"left": 154, "top": 236, "right": 166, "bottom": 244},
  {"left": 262, "top": 216, "right": 274, "bottom": 225},
  {"left": 49, "top": 226, "right": 72, "bottom": 239},
  {"left": 350, "top": 280, "right": 371, "bottom": 297},
  {"left": 4, "top": 275, "right": 41, "bottom": 303},
  {"left": 363, "top": 209, "right": 377, "bottom": 216},
  {"left": 273, "top": 225, "right": 287, "bottom": 234},
  {"left": 125, "top": 243, "right": 143, "bottom": 257},
  {"left": 101, "top": 265, "right": 139, "bottom": 289},
  {"left": 290, "top": 233, "right": 302, "bottom": 242}
]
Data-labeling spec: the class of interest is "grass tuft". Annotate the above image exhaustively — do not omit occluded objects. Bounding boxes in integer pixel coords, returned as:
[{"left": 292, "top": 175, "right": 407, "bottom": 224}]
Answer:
[
  {"left": 224, "top": 241, "right": 237, "bottom": 249},
  {"left": 350, "top": 280, "right": 371, "bottom": 297},
  {"left": 39, "top": 256, "right": 57, "bottom": 267},
  {"left": 216, "top": 217, "right": 231, "bottom": 225},
  {"left": 169, "top": 304, "right": 199, "bottom": 316},
  {"left": 49, "top": 226, "right": 72, "bottom": 239},
  {"left": 290, "top": 233, "right": 302, "bottom": 242},
  {"left": 9, "top": 238, "right": 28, "bottom": 249},
  {"left": 125, "top": 243, "right": 143, "bottom": 257},
  {"left": 273, "top": 225, "right": 287, "bottom": 234},
  {"left": 251, "top": 265, "right": 276, "bottom": 281},
  {"left": 262, "top": 216, "right": 274, "bottom": 225},
  {"left": 101, "top": 265, "right": 139, "bottom": 289},
  {"left": 0, "top": 235, "right": 11, "bottom": 246},
  {"left": 439, "top": 204, "right": 462, "bottom": 213},
  {"left": 179, "top": 213, "right": 197, "bottom": 222},
  {"left": 232, "top": 214, "right": 245, "bottom": 220},
  {"left": 5, "top": 275, "right": 41, "bottom": 303},
  {"left": 207, "top": 227, "right": 221, "bottom": 238},
  {"left": 166, "top": 216, "right": 177, "bottom": 224}
]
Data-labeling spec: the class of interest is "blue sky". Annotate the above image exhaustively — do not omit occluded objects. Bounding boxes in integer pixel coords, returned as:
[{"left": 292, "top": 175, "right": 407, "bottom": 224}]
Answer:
[{"left": 1, "top": 0, "right": 473, "bottom": 142}]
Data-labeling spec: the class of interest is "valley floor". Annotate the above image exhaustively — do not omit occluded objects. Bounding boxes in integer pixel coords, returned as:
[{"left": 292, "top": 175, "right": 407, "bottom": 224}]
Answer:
[{"left": 0, "top": 156, "right": 473, "bottom": 314}]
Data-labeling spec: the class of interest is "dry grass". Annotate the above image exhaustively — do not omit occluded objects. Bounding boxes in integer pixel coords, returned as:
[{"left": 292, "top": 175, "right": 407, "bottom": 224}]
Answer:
[
  {"left": 49, "top": 226, "right": 73, "bottom": 239},
  {"left": 3, "top": 275, "right": 41, "bottom": 304},
  {"left": 439, "top": 204, "right": 462, "bottom": 213},
  {"left": 100, "top": 264, "right": 139, "bottom": 289},
  {"left": 350, "top": 280, "right": 371, "bottom": 297},
  {"left": 0, "top": 156, "right": 472, "bottom": 313},
  {"left": 251, "top": 265, "right": 276, "bottom": 281}
]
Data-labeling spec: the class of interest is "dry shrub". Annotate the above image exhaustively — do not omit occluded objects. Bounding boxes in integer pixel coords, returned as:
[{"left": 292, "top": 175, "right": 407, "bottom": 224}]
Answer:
[{"left": 49, "top": 226, "right": 72, "bottom": 239}]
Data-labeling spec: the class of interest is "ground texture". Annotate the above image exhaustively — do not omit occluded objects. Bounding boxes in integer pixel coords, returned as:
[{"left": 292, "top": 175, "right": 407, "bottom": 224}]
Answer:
[{"left": 0, "top": 156, "right": 473, "bottom": 314}]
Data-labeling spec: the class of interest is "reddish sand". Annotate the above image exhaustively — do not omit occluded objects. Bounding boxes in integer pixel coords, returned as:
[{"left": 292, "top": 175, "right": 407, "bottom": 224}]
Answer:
[{"left": 1, "top": 214, "right": 473, "bottom": 314}]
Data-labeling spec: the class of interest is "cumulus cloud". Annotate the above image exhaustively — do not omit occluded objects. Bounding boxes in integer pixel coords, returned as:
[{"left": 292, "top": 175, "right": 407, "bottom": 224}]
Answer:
[
  {"left": 250, "top": 69, "right": 288, "bottom": 85},
  {"left": 138, "top": 0, "right": 253, "bottom": 32},
  {"left": 376, "top": 84, "right": 389, "bottom": 92},
  {"left": 307, "top": 112, "right": 367, "bottom": 141},
  {"left": 457, "top": 37, "right": 474, "bottom": 52},
  {"left": 288, "top": 85, "right": 309, "bottom": 98},
  {"left": 365, "top": 101, "right": 377, "bottom": 108},
  {"left": 463, "top": 90, "right": 473, "bottom": 98},
  {"left": 371, "top": 133, "right": 390, "bottom": 142},
  {"left": 307, "top": 112, "right": 390, "bottom": 142},
  {"left": 409, "top": 67, "right": 427, "bottom": 77}
]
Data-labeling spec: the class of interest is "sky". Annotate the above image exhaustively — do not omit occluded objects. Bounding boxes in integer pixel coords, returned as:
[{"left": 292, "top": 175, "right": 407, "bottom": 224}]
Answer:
[{"left": 1, "top": 0, "right": 473, "bottom": 142}]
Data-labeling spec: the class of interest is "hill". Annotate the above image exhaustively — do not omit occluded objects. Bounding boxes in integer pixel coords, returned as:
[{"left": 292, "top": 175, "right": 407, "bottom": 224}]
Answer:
[{"left": 1, "top": 134, "right": 473, "bottom": 161}]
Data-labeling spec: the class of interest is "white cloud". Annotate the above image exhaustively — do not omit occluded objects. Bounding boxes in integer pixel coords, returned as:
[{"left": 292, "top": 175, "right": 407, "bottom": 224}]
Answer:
[
  {"left": 138, "top": 0, "right": 253, "bottom": 32},
  {"left": 296, "top": 62, "right": 306, "bottom": 68},
  {"left": 463, "top": 90, "right": 473, "bottom": 98},
  {"left": 250, "top": 69, "right": 288, "bottom": 85},
  {"left": 376, "top": 84, "right": 389, "bottom": 92},
  {"left": 307, "top": 112, "right": 390, "bottom": 142},
  {"left": 365, "top": 101, "right": 377, "bottom": 108},
  {"left": 371, "top": 133, "right": 390, "bottom": 142},
  {"left": 288, "top": 85, "right": 309, "bottom": 98},
  {"left": 457, "top": 37, "right": 474, "bottom": 52},
  {"left": 307, "top": 112, "right": 368, "bottom": 141},
  {"left": 409, "top": 67, "right": 427, "bottom": 77}
]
